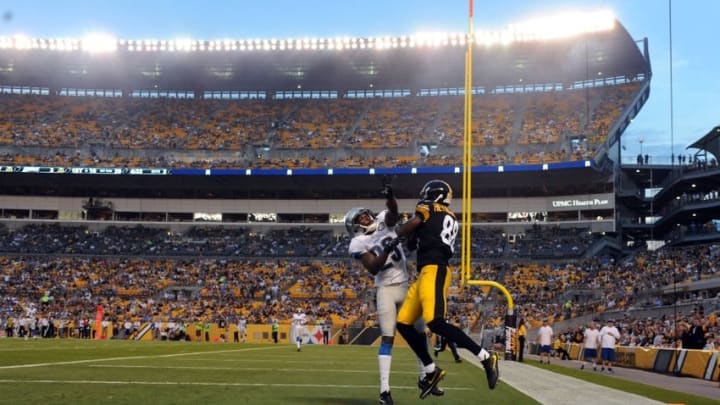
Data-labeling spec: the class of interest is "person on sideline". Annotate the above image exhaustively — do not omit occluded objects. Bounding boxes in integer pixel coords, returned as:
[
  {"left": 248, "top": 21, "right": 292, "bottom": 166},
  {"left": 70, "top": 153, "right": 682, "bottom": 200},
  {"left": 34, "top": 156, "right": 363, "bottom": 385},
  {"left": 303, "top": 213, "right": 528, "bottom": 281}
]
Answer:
[
  {"left": 580, "top": 320, "right": 600, "bottom": 370},
  {"left": 537, "top": 319, "right": 554, "bottom": 364},
  {"left": 599, "top": 319, "right": 621, "bottom": 373},
  {"left": 517, "top": 318, "right": 527, "bottom": 362}
]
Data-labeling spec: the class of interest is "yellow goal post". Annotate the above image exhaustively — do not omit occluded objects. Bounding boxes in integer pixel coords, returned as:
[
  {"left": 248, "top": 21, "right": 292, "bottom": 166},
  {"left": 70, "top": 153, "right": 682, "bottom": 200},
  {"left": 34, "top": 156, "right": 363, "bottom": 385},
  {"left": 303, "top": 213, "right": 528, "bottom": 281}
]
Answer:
[{"left": 461, "top": 0, "right": 517, "bottom": 360}]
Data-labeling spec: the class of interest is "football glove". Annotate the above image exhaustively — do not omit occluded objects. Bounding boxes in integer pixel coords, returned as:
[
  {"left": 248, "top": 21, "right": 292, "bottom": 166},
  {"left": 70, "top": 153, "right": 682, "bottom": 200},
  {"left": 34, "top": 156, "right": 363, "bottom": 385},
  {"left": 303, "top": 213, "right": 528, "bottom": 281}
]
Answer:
[{"left": 382, "top": 237, "right": 401, "bottom": 254}]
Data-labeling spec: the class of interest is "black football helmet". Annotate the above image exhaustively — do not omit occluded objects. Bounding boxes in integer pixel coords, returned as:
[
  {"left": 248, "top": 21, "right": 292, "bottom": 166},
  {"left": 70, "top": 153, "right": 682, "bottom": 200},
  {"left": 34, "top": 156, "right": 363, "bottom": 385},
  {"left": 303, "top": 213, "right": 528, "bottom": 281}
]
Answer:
[{"left": 419, "top": 179, "right": 452, "bottom": 206}]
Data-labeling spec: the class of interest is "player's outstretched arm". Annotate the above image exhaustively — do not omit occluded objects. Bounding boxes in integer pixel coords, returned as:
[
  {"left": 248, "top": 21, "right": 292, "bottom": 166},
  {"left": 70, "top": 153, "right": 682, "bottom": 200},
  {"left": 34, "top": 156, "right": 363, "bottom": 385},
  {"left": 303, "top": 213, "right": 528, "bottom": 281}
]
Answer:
[
  {"left": 381, "top": 183, "right": 399, "bottom": 227},
  {"left": 396, "top": 214, "right": 421, "bottom": 239}
]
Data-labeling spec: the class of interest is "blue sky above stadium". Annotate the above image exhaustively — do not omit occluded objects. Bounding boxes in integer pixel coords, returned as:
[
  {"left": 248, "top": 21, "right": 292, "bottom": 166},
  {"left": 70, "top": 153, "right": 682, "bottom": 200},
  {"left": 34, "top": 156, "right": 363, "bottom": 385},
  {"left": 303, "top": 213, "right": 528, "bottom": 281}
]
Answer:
[{"left": 2, "top": 0, "right": 718, "bottom": 161}]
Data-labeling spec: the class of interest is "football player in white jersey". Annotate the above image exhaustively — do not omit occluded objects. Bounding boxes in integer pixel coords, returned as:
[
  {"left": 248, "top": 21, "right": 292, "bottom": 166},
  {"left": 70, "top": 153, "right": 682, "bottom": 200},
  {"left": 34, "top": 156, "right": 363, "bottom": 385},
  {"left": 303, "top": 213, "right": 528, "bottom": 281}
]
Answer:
[
  {"left": 346, "top": 182, "right": 442, "bottom": 405},
  {"left": 291, "top": 307, "right": 307, "bottom": 351},
  {"left": 236, "top": 316, "right": 247, "bottom": 343}
]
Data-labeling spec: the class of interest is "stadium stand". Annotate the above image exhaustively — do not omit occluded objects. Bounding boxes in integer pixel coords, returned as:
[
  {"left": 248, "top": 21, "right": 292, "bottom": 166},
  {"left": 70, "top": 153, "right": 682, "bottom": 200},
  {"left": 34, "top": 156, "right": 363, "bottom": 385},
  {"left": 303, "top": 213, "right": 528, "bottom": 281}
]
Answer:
[
  {"left": 4, "top": 14, "right": 720, "bottom": 393},
  {"left": 0, "top": 81, "right": 640, "bottom": 169}
]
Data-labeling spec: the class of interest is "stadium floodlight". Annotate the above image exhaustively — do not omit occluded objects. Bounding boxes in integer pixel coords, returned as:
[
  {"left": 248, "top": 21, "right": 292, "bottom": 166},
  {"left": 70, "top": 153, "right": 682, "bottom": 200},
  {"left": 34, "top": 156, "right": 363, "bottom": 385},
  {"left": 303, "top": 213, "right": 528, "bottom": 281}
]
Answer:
[
  {"left": 2, "top": 10, "right": 619, "bottom": 56},
  {"left": 509, "top": 9, "right": 614, "bottom": 42},
  {"left": 12, "top": 34, "right": 32, "bottom": 50},
  {"left": 174, "top": 38, "right": 193, "bottom": 52}
]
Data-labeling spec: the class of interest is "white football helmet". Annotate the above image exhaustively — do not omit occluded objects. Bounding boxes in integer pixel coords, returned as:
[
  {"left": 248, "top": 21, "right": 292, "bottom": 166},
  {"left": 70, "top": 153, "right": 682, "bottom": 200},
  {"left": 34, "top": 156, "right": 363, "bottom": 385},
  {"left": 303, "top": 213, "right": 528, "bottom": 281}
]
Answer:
[{"left": 344, "top": 207, "right": 377, "bottom": 236}]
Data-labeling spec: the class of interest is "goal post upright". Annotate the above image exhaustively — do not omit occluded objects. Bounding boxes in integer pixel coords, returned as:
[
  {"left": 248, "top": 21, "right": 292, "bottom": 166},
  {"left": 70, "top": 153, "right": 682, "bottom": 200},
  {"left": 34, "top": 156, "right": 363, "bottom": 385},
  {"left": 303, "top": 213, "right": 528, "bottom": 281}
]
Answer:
[{"left": 461, "top": 0, "right": 517, "bottom": 360}]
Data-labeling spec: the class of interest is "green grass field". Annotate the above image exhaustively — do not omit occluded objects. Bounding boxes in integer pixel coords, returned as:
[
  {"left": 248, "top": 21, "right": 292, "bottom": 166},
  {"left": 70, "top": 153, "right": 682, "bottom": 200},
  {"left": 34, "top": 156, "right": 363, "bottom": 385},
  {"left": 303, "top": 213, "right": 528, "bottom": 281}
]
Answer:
[{"left": 0, "top": 339, "right": 537, "bottom": 405}]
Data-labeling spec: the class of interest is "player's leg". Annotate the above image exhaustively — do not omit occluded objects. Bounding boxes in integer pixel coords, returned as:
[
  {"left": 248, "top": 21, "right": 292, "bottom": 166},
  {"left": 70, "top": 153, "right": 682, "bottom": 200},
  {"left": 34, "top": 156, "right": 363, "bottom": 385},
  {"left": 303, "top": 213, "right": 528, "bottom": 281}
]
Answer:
[
  {"left": 449, "top": 340, "right": 461, "bottom": 362},
  {"left": 421, "top": 265, "right": 479, "bottom": 354},
  {"left": 396, "top": 281, "right": 429, "bottom": 364},
  {"left": 411, "top": 315, "right": 445, "bottom": 396},
  {"left": 420, "top": 265, "right": 496, "bottom": 387},
  {"left": 376, "top": 285, "right": 402, "bottom": 399},
  {"left": 292, "top": 325, "right": 300, "bottom": 350},
  {"left": 397, "top": 281, "right": 442, "bottom": 399}
]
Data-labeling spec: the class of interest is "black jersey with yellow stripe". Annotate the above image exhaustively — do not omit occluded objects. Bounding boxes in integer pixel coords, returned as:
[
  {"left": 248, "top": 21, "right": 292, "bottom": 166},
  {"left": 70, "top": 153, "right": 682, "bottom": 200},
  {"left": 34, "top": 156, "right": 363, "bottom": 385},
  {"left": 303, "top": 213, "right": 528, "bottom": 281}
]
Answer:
[{"left": 414, "top": 201, "right": 459, "bottom": 270}]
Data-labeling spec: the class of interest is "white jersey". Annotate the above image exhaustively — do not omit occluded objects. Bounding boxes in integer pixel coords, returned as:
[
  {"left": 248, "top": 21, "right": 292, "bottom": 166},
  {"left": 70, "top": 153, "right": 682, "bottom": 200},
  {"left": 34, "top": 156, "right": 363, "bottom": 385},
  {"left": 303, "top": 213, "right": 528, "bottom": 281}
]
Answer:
[
  {"left": 599, "top": 325, "right": 621, "bottom": 348},
  {"left": 292, "top": 313, "right": 307, "bottom": 327},
  {"left": 348, "top": 210, "right": 408, "bottom": 287},
  {"left": 238, "top": 319, "right": 247, "bottom": 331},
  {"left": 583, "top": 327, "right": 600, "bottom": 349}
]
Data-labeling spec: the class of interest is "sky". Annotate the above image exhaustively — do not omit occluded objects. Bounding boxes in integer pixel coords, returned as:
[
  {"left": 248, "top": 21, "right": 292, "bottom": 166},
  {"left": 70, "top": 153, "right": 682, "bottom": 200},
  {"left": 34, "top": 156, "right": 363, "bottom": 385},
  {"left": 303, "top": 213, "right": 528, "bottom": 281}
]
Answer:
[{"left": 1, "top": 0, "right": 718, "bottom": 161}]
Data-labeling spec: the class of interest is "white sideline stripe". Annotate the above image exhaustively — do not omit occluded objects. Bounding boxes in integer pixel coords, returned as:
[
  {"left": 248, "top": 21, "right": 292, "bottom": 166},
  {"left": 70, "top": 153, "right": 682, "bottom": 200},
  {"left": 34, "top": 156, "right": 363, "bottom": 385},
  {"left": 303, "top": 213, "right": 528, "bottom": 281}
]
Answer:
[
  {"left": 459, "top": 352, "right": 665, "bottom": 405},
  {"left": 89, "top": 364, "right": 420, "bottom": 375},
  {"left": 0, "top": 346, "right": 283, "bottom": 370},
  {"left": 0, "top": 379, "right": 473, "bottom": 391}
]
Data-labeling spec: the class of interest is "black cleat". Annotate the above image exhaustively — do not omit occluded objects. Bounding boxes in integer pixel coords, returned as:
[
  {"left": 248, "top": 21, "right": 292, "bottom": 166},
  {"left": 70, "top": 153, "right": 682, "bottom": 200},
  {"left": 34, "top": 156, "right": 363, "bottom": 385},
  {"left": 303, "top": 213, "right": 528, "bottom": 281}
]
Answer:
[
  {"left": 481, "top": 352, "right": 500, "bottom": 390},
  {"left": 455, "top": 358, "right": 462, "bottom": 363},
  {"left": 379, "top": 391, "right": 394, "bottom": 405},
  {"left": 418, "top": 378, "right": 444, "bottom": 396},
  {"left": 418, "top": 367, "right": 446, "bottom": 399}
]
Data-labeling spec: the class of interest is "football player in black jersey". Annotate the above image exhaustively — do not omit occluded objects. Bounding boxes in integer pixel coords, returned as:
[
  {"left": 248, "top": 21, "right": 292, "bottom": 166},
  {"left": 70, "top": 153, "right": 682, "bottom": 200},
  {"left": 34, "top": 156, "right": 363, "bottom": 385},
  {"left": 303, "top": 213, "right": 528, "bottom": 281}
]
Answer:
[{"left": 394, "top": 179, "right": 499, "bottom": 398}]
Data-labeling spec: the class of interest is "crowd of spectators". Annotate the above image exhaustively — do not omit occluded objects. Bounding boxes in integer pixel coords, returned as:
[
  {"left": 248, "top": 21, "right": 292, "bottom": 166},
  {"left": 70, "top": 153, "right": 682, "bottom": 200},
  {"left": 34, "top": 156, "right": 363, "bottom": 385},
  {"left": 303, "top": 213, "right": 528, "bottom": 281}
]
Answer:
[
  {"left": 0, "top": 223, "right": 602, "bottom": 261},
  {"left": 1, "top": 220, "right": 718, "bottom": 350},
  {"left": 507, "top": 226, "right": 598, "bottom": 258},
  {"left": 0, "top": 83, "right": 639, "bottom": 170},
  {"left": 0, "top": 224, "right": 336, "bottom": 257},
  {"left": 433, "top": 96, "right": 513, "bottom": 148},
  {"left": 552, "top": 311, "right": 719, "bottom": 353}
]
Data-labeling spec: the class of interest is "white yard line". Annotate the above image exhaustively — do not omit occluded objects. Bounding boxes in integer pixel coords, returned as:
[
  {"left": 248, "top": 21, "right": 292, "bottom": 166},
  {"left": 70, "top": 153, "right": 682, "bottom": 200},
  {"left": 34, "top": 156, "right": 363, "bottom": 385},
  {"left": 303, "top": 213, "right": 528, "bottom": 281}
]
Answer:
[
  {"left": 170, "top": 357, "right": 418, "bottom": 365},
  {"left": 88, "top": 364, "right": 421, "bottom": 374},
  {"left": 0, "top": 346, "right": 283, "bottom": 370},
  {"left": 0, "top": 379, "right": 473, "bottom": 391}
]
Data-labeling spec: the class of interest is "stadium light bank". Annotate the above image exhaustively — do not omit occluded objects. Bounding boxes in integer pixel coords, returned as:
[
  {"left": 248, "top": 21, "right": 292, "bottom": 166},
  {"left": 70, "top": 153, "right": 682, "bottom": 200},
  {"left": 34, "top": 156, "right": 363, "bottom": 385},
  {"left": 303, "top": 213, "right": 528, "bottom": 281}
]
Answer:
[{"left": 0, "top": 9, "right": 615, "bottom": 53}]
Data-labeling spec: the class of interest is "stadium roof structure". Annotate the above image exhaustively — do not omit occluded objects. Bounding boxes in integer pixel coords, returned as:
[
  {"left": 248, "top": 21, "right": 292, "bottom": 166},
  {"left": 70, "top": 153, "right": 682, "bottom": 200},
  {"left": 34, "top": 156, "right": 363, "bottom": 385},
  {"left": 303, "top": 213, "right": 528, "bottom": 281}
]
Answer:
[
  {"left": 0, "top": 20, "right": 649, "bottom": 93},
  {"left": 687, "top": 125, "right": 720, "bottom": 160}
]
